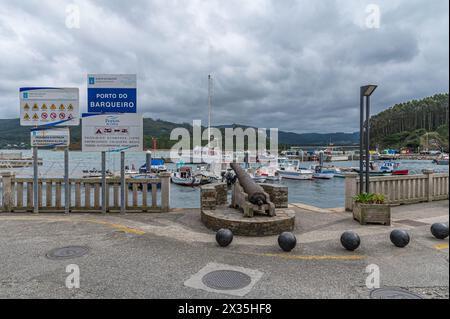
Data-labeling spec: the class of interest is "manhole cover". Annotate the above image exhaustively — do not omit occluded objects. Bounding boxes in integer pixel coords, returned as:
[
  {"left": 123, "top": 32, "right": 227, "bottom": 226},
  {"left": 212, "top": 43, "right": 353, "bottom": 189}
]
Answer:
[
  {"left": 202, "top": 270, "right": 252, "bottom": 290},
  {"left": 46, "top": 246, "right": 90, "bottom": 260},
  {"left": 370, "top": 288, "right": 423, "bottom": 299}
]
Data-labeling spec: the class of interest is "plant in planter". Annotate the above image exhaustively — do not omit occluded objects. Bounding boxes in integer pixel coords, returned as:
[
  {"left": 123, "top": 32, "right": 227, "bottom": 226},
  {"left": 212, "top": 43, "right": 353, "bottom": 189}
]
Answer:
[{"left": 353, "top": 193, "right": 391, "bottom": 226}]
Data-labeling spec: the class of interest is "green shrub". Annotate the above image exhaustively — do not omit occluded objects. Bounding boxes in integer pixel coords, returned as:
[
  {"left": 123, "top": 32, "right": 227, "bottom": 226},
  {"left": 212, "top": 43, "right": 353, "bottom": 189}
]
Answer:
[{"left": 354, "top": 193, "right": 386, "bottom": 204}]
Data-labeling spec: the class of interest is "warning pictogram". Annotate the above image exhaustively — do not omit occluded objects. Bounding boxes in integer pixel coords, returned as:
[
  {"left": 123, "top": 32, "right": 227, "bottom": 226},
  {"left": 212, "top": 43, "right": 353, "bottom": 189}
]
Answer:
[
  {"left": 42, "top": 104, "right": 48, "bottom": 110},
  {"left": 59, "top": 104, "right": 65, "bottom": 110},
  {"left": 32, "top": 113, "right": 39, "bottom": 120},
  {"left": 51, "top": 104, "right": 57, "bottom": 110},
  {"left": 24, "top": 113, "right": 30, "bottom": 120},
  {"left": 33, "top": 104, "right": 39, "bottom": 110},
  {"left": 24, "top": 104, "right": 30, "bottom": 110},
  {"left": 68, "top": 104, "right": 74, "bottom": 111}
]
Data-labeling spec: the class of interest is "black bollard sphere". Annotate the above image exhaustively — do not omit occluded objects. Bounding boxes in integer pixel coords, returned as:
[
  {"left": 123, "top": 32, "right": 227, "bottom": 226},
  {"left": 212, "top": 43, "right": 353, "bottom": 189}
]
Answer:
[
  {"left": 216, "top": 229, "right": 233, "bottom": 247},
  {"left": 390, "top": 229, "right": 410, "bottom": 248},
  {"left": 431, "top": 223, "right": 449, "bottom": 240},
  {"left": 340, "top": 231, "right": 361, "bottom": 251},
  {"left": 278, "top": 232, "right": 297, "bottom": 252}
]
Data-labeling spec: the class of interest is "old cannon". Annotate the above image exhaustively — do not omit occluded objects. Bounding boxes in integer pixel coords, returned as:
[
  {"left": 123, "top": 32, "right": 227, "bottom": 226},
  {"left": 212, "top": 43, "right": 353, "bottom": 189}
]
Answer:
[{"left": 230, "top": 163, "right": 276, "bottom": 217}]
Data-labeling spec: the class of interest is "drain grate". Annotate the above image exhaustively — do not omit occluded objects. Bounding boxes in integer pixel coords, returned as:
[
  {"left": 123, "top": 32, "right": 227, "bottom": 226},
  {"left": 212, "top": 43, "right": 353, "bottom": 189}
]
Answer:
[
  {"left": 202, "top": 270, "right": 252, "bottom": 290},
  {"left": 370, "top": 288, "right": 423, "bottom": 299},
  {"left": 46, "top": 246, "right": 90, "bottom": 260}
]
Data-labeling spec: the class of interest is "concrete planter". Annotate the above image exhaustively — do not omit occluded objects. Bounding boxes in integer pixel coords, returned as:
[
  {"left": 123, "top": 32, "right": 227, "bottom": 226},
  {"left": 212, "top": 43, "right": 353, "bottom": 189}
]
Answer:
[{"left": 353, "top": 202, "right": 391, "bottom": 226}]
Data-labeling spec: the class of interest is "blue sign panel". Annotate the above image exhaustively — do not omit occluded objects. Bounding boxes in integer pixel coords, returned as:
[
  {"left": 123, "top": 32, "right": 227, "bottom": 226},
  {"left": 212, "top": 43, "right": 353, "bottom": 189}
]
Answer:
[{"left": 87, "top": 74, "right": 137, "bottom": 113}]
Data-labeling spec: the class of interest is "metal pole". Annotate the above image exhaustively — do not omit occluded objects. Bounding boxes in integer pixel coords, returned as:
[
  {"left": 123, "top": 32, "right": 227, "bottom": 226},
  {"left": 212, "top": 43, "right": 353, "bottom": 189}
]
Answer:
[
  {"left": 365, "top": 95, "right": 371, "bottom": 193},
  {"left": 359, "top": 88, "right": 364, "bottom": 194},
  {"left": 33, "top": 146, "right": 39, "bottom": 214},
  {"left": 146, "top": 151, "right": 152, "bottom": 174},
  {"left": 120, "top": 151, "right": 126, "bottom": 214},
  {"left": 64, "top": 147, "right": 70, "bottom": 214},
  {"left": 101, "top": 151, "right": 107, "bottom": 214}
]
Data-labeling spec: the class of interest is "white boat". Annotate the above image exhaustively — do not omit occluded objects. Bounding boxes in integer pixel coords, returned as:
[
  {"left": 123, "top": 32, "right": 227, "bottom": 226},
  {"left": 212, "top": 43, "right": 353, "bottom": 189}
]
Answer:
[
  {"left": 277, "top": 160, "right": 314, "bottom": 180},
  {"left": 0, "top": 152, "right": 43, "bottom": 168},
  {"left": 250, "top": 174, "right": 267, "bottom": 183},
  {"left": 310, "top": 165, "right": 335, "bottom": 179},
  {"left": 171, "top": 166, "right": 202, "bottom": 186},
  {"left": 256, "top": 166, "right": 281, "bottom": 182}
]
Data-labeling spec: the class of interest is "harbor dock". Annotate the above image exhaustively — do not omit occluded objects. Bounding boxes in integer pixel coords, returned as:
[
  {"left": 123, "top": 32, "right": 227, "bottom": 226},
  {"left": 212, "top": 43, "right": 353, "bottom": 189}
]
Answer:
[{"left": 0, "top": 200, "right": 447, "bottom": 298}]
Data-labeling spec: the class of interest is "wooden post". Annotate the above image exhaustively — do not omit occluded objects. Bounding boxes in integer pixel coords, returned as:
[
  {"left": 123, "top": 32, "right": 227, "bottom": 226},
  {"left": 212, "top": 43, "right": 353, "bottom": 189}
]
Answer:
[
  {"left": 160, "top": 172, "right": 171, "bottom": 212},
  {"left": 1, "top": 172, "right": 14, "bottom": 212},
  {"left": 344, "top": 173, "right": 358, "bottom": 212}
]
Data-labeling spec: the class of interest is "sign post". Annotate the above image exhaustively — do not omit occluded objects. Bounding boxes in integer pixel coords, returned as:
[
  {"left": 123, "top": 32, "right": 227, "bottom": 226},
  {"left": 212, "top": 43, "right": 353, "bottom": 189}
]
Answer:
[
  {"left": 102, "top": 151, "right": 107, "bottom": 214},
  {"left": 120, "top": 152, "right": 126, "bottom": 214},
  {"left": 64, "top": 147, "right": 70, "bottom": 214},
  {"left": 20, "top": 87, "right": 79, "bottom": 214},
  {"left": 33, "top": 146, "right": 39, "bottom": 214},
  {"left": 84, "top": 74, "right": 138, "bottom": 215}
]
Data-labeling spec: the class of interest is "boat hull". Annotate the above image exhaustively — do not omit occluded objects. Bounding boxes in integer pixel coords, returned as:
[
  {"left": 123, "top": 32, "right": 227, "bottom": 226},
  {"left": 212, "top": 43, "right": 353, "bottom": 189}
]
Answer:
[
  {"left": 278, "top": 172, "right": 313, "bottom": 180},
  {"left": 313, "top": 173, "right": 334, "bottom": 179},
  {"left": 171, "top": 176, "right": 202, "bottom": 186}
]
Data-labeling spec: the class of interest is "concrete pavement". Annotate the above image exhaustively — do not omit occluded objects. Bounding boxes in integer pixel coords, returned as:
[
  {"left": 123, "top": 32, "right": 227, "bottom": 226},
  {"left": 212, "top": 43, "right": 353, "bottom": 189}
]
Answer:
[{"left": 0, "top": 201, "right": 448, "bottom": 299}]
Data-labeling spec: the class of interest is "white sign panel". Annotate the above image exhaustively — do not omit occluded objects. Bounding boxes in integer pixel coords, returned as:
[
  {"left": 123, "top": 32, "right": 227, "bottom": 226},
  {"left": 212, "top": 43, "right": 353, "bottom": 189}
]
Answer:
[
  {"left": 31, "top": 128, "right": 70, "bottom": 147},
  {"left": 20, "top": 88, "right": 80, "bottom": 126},
  {"left": 82, "top": 113, "right": 143, "bottom": 152}
]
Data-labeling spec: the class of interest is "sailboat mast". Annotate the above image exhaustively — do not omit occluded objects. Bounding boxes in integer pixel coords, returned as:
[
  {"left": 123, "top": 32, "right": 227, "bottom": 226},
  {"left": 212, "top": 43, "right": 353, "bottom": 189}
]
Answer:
[{"left": 208, "top": 74, "right": 213, "bottom": 142}]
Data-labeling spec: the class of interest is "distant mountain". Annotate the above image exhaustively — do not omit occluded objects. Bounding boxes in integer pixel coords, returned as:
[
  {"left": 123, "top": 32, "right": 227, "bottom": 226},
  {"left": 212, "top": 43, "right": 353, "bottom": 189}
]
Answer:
[{"left": 0, "top": 118, "right": 359, "bottom": 150}]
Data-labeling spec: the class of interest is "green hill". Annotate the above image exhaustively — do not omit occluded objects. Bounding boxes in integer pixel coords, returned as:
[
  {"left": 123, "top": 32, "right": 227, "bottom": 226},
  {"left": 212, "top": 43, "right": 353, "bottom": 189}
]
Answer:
[
  {"left": 370, "top": 93, "right": 449, "bottom": 151},
  {"left": 0, "top": 118, "right": 358, "bottom": 150}
]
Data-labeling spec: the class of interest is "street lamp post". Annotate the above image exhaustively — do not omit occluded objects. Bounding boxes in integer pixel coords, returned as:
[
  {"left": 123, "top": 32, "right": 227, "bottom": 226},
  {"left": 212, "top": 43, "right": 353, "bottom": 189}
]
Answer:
[{"left": 360, "top": 85, "right": 378, "bottom": 194}]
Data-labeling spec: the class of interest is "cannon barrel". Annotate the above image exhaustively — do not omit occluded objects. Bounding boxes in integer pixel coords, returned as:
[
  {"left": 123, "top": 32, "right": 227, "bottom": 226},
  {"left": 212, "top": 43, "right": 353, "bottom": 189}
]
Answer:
[{"left": 230, "top": 163, "right": 269, "bottom": 206}]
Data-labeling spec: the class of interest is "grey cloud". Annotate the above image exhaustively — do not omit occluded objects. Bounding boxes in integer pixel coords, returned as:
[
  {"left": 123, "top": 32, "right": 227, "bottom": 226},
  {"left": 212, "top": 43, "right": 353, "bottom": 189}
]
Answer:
[{"left": 0, "top": 0, "right": 448, "bottom": 133}]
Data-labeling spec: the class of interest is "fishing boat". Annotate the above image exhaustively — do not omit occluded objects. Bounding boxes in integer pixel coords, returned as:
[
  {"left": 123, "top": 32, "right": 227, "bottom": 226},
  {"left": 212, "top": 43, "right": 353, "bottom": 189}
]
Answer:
[
  {"left": 193, "top": 164, "right": 220, "bottom": 185},
  {"left": 139, "top": 159, "right": 168, "bottom": 173},
  {"left": 310, "top": 165, "right": 335, "bottom": 179},
  {"left": 249, "top": 173, "right": 267, "bottom": 183},
  {"left": 171, "top": 166, "right": 202, "bottom": 186},
  {"left": 277, "top": 160, "right": 314, "bottom": 180},
  {"left": 433, "top": 154, "right": 449, "bottom": 166},
  {"left": 351, "top": 161, "right": 408, "bottom": 176},
  {"left": 256, "top": 166, "right": 281, "bottom": 182},
  {"left": 82, "top": 168, "right": 114, "bottom": 178}
]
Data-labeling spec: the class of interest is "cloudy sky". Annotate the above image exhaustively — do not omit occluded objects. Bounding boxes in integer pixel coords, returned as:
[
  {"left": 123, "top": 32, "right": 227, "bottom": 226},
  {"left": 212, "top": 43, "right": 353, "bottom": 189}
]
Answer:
[{"left": 0, "top": 0, "right": 448, "bottom": 133}]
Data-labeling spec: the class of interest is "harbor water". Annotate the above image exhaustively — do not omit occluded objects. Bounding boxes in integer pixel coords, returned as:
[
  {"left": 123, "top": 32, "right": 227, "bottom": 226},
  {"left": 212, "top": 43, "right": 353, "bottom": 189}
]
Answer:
[{"left": 1, "top": 150, "right": 448, "bottom": 209}]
